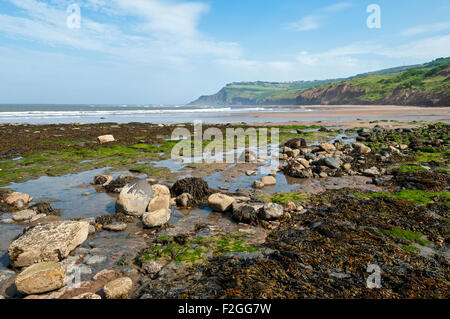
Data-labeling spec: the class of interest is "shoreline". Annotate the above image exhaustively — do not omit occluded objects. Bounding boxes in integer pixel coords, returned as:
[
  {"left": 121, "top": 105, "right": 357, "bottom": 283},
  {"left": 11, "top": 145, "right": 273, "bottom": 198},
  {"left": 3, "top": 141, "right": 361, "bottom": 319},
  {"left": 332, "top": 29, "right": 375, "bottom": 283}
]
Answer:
[
  {"left": 226, "top": 105, "right": 450, "bottom": 125},
  {"left": 1, "top": 105, "right": 448, "bottom": 126},
  {"left": 0, "top": 120, "right": 449, "bottom": 299}
]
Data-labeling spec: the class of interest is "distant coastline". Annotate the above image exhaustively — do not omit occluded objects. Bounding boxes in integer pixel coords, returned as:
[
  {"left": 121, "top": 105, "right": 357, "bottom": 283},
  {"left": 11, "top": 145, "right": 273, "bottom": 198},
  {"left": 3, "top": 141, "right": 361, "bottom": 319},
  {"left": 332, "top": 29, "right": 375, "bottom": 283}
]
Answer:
[{"left": 190, "top": 57, "right": 450, "bottom": 107}]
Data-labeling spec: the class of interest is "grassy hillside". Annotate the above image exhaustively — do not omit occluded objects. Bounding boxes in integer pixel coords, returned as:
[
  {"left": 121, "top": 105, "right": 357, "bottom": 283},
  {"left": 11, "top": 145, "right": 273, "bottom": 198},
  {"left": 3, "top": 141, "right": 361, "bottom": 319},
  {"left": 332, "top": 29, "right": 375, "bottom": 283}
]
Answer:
[
  {"left": 297, "top": 60, "right": 450, "bottom": 106},
  {"left": 352, "top": 57, "right": 450, "bottom": 77},
  {"left": 190, "top": 57, "right": 450, "bottom": 106},
  {"left": 190, "top": 79, "right": 342, "bottom": 106}
]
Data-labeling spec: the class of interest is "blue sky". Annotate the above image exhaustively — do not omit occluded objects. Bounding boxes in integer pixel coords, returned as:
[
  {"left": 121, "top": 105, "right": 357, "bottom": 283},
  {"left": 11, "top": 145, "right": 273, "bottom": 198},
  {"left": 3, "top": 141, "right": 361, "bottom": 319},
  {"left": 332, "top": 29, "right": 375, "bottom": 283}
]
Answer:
[{"left": 0, "top": 0, "right": 449, "bottom": 104}]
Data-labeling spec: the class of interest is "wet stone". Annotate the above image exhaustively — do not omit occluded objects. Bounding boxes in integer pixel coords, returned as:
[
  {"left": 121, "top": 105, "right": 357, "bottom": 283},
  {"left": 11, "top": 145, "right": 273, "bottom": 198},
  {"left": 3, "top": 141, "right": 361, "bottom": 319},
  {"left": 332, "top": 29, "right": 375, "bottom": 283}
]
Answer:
[{"left": 103, "top": 222, "right": 127, "bottom": 232}]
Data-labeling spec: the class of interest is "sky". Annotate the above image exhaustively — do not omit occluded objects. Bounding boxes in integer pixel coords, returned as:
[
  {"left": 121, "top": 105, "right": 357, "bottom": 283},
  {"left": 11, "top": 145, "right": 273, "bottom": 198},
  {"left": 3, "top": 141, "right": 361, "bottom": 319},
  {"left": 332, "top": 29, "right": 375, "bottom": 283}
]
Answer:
[{"left": 0, "top": 0, "right": 449, "bottom": 104}]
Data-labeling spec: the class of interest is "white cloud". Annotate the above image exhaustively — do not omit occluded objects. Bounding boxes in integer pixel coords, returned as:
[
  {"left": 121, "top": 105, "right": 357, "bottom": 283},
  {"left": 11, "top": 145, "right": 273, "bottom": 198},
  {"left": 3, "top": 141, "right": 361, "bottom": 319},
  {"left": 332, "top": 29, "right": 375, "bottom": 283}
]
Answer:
[
  {"left": 323, "top": 2, "right": 353, "bottom": 12},
  {"left": 294, "top": 35, "right": 450, "bottom": 62},
  {"left": 402, "top": 22, "right": 450, "bottom": 36},
  {"left": 380, "top": 34, "right": 450, "bottom": 59},
  {"left": 286, "top": 2, "right": 353, "bottom": 32},
  {"left": 0, "top": 0, "right": 241, "bottom": 66},
  {"left": 286, "top": 15, "right": 322, "bottom": 32},
  {"left": 115, "top": 0, "right": 209, "bottom": 38},
  {"left": 218, "top": 35, "right": 450, "bottom": 82}
]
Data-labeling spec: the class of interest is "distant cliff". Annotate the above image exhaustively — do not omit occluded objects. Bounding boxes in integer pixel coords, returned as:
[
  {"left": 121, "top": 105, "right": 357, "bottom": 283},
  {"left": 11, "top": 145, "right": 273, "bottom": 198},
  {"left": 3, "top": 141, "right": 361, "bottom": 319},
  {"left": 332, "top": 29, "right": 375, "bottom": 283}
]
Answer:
[
  {"left": 296, "top": 61, "right": 450, "bottom": 107},
  {"left": 189, "top": 80, "right": 341, "bottom": 106},
  {"left": 190, "top": 57, "right": 450, "bottom": 107}
]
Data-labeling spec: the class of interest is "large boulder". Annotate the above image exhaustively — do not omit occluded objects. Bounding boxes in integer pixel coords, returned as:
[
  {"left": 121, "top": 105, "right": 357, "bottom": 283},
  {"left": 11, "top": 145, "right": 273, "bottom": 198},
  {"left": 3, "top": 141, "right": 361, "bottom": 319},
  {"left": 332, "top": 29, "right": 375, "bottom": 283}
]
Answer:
[
  {"left": 15, "top": 262, "right": 67, "bottom": 295},
  {"left": 258, "top": 203, "right": 284, "bottom": 221},
  {"left": 116, "top": 180, "right": 154, "bottom": 217},
  {"left": 103, "top": 277, "right": 132, "bottom": 299},
  {"left": 232, "top": 203, "right": 263, "bottom": 224},
  {"left": 8, "top": 221, "right": 89, "bottom": 268},
  {"left": 208, "top": 194, "right": 235, "bottom": 212},
  {"left": 170, "top": 178, "right": 211, "bottom": 202},
  {"left": 142, "top": 209, "right": 171, "bottom": 228},
  {"left": 261, "top": 176, "right": 276, "bottom": 186},
  {"left": 13, "top": 210, "right": 36, "bottom": 222},
  {"left": 4, "top": 192, "right": 32, "bottom": 208},
  {"left": 147, "top": 185, "right": 170, "bottom": 212}
]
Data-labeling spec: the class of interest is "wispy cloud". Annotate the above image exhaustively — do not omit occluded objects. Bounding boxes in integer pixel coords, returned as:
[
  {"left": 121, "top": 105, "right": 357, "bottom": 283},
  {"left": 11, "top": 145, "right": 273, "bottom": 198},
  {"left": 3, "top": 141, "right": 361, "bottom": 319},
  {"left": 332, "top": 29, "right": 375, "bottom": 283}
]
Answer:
[
  {"left": 402, "top": 22, "right": 450, "bottom": 36},
  {"left": 0, "top": 0, "right": 241, "bottom": 65},
  {"left": 286, "top": 2, "right": 353, "bottom": 32},
  {"left": 381, "top": 34, "right": 450, "bottom": 58},
  {"left": 219, "top": 34, "right": 450, "bottom": 82},
  {"left": 323, "top": 2, "right": 353, "bottom": 12},
  {"left": 286, "top": 15, "right": 322, "bottom": 32},
  {"left": 295, "top": 35, "right": 450, "bottom": 63},
  {"left": 115, "top": 0, "right": 209, "bottom": 38}
]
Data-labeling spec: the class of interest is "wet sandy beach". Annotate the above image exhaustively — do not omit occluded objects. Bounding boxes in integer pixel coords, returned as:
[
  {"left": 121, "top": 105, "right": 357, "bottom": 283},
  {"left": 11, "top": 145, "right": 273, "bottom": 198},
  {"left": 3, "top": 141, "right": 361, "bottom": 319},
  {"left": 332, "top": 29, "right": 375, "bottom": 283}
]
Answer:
[{"left": 220, "top": 105, "right": 450, "bottom": 126}]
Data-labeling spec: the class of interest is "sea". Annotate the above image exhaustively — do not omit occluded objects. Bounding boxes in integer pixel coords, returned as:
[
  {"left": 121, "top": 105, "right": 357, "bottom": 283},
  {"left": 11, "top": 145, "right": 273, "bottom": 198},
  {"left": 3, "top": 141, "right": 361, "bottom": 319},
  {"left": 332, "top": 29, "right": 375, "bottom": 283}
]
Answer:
[{"left": 0, "top": 104, "right": 308, "bottom": 125}]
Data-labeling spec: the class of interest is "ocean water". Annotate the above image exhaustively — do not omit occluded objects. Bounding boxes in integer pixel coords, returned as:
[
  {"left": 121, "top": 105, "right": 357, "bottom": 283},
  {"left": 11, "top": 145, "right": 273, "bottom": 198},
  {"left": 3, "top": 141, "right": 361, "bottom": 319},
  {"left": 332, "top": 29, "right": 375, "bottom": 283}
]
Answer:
[{"left": 0, "top": 104, "right": 303, "bottom": 124}]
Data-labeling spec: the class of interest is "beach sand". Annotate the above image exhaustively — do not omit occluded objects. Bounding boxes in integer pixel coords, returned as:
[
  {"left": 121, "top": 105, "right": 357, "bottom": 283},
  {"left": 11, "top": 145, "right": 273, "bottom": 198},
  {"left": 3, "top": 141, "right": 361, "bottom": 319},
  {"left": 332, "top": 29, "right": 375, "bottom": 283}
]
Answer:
[{"left": 219, "top": 105, "right": 450, "bottom": 127}]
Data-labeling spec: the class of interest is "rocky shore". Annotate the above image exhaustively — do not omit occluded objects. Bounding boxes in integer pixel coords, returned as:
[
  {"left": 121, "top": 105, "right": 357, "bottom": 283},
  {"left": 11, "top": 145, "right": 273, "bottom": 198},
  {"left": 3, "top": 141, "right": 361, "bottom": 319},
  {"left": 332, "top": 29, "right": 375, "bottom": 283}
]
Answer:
[{"left": 0, "top": 121, "right": 448, "bottom": 299}]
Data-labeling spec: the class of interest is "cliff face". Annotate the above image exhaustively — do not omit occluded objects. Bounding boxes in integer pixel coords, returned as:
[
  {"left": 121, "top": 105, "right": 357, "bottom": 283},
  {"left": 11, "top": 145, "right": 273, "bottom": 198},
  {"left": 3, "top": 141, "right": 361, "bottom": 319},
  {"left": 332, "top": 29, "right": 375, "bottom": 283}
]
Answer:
[
  {"left": 297, "top": 64, "right": 450, "bottom": 107},
  {"left": 190, "top": 88, "right": 297, "bottom": 106},
  {"left": 296, "top": 84, "right": 450, "bottom": 106},
  {"left": 191, "top": 89, "right": 229, "bottom": 106}
]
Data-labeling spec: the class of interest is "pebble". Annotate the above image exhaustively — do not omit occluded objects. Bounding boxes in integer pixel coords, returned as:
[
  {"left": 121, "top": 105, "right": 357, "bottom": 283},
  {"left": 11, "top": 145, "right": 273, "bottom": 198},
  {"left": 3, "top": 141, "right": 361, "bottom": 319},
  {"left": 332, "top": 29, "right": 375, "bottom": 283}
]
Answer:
[
  {"left": 246, "top": 170, "right": 257, "bottom": 176},
  {"left": 142, "top": 260, "right": 163, "bottom": 275},
  {"left": 252, "top": 181, "right": 265, "bottom": 189},
  {"left": 322, "top": 158, "right": 340, "bottom": 169},
  {"left": 1, "top": 218, "right": 14, "bottom": 225},
  {"left": 103, "top": 222, "right": 127, "bottom": 232}
]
